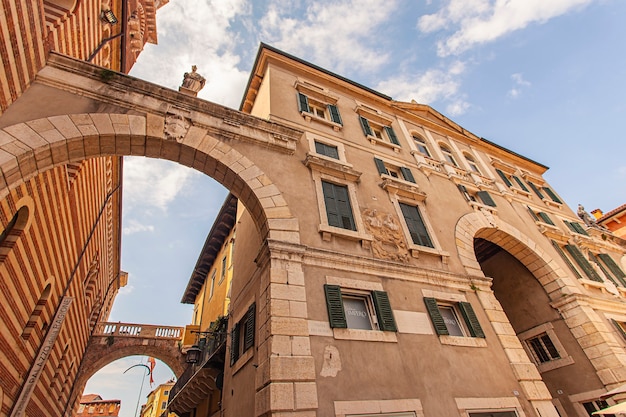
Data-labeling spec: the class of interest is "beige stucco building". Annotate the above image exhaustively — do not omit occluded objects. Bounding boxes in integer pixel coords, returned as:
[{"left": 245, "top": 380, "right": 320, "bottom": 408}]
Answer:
[{"left": 167, "top": 44, "right": 626, "bottom": 417}]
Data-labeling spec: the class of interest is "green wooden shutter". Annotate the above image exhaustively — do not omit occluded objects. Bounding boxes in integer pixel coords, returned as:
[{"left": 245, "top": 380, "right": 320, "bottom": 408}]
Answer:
[
  {"left": 384, "top": 126, "right": 400, "bottom": 145},
  {"left": 538, "top": 212, "right": 554, "bottom": 225},
  {"left": 565, "top": 245, "right": 603, "bottom": 282},
  {"left": 496, "top": 169, "right": 513, "bottom": 187},
  {"left": 399, "top": 203, "right": 433, "bottom": 248},
  {"left": 323, "top": 181, "right": 355, "bottom": 231},
  {"left": 359, "top": 116, "right": 373, "bottom": 136},
  {"left": 400, "top": 167, "right": 416, "bottom": 183},
  {"left": 374, "top": 157, "right": 388, "bottom": 175},
  {"left": 542, "top": 187, "right": 562, "bottom": 204},
  {"left": 589, "top": 253, "right": 620, "bottom": 287},
  {"left": 551, "top": 240, "right": 582, "bottom": 279},
  {"left": 512, "top": 176, "right": 529, "bottom": 192},
  {"left": 297, "top": 92, "right": 310, "bottom": 113},
  {"left": 424, "top": 297, "right": 449, "bottom": 335},
  {"left": 458, "top": 301, "right": 485, "bottom": 338},
  {"left": 327, "top": 104, "right": 342, "bottom": 125},
  {"left": 477, "top": 191, "right": 496, "bottom": 207},
  {"left": 457, "top": 184, "right": 469, "bottom": 201},
  {"left": 324, "top": 284, "right": 347, "bottom": 328},
  {"left": 528, "top": 182, "right": 544, "bottom": 199},
  {"left": 598, "top": 254, "right": 626, "bottom": 286},
  {"left": 611, "top": 319, "right": 626, "bottom": 341},
  {"left": 571, "top": 222, "right": 589, "bottom": 236},
  {"left": 243, "top": 303, "right": 256, "bottom": 351},
  {"left": 372, "top": 290, "right": 397, "bottom": 332},
  {"left": 230, "top": 324, "right": 240, "bottom": 366},
  {"left": 527, "top": 207, "right": 540, "bottom": 222}
]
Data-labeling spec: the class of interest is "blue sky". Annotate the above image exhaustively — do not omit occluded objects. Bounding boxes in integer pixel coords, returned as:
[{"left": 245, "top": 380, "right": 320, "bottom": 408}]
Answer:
[{"left": 83, "top": 1, "right": 626, "bottom": 415}]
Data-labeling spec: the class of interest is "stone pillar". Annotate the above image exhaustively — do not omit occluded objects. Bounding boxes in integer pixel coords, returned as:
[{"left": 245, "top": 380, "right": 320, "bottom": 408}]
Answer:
[
  {"left": 553, "top": 295, "right": 626, "bottom": 389},
  {"left": 476, "top": 288, "right": 560, "bottom": 417},
  {"left": 255, "top": 241, "right": 318, "bottom": 417}
]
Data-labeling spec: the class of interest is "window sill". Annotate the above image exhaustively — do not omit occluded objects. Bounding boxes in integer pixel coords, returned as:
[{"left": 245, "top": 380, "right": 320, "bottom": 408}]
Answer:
[
  {"left": 319, "top": 224, "right": 373, "bottom": 245},
  {"left": 367, "top": 135, "right": 401, "bottom": 152},
  {"left": 231, "top": 348, "right": 254, "bottom": 375},
  {"left": 542, "top": 198, "right": 562, "bottom": 209},
  {"left": 439, "top": 335, "right": 487, "bottom": 347},
  {"left": 380, "top": 177, "right": 426, "bottom": 201},
  {"left": 414, "top": 157, "right": 447, "bottom": 178},
  {"left": 333, "top": 328, "right": 398, "bottom": 342},
  {"left": 538, "top": 224, "right": 569, "bottom": 243},
  {"left": 408, "top": 245, "right": 450, "bottom": 264},
  {"left": 469, "top": 201, "right": 497, "bottom": 214},
  {"left": 304, "top": 154, "right": 361, "bottom": 182},
  {"left": 535, "top": 355, "right": 574, "bottom": 373},
  {"left": 511, "top": 187, "right": 532, "bottom": 198},
  {"left": 301, "top": 112, "right": 342, "bottom": 131}
]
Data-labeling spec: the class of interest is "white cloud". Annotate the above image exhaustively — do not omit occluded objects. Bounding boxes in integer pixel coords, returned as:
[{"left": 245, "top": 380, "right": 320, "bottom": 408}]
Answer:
[
  {"left": 129, "top": 0, "right": 250, "bottom": 108},
  {"left": 376, "top": 61, "right": 470, "bottom": 115},
  {"left": 122, "top": 219, "right": 155, "bottom": 236},
  {"left": 123, "top": 158, "right": 197, "bottom": 212},
  {"left": 259, "top": 0, "right": 398, "bottom": 74},
  {"left": 508, "top": 72, "right": 531, "bottom": 98},
  {"left": 418, "top": 0, "right": 594, "bottom": 56}
]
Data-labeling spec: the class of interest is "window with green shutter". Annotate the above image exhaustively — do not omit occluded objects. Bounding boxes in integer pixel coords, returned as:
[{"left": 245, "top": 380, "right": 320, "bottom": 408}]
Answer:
[
  {"left": 496, "top": 169, "right": 513, "bottom": 187},
  {"left": 359, "top": 117, "right": 401, "bottom": 146},
  {"left": 423, "top": 297, "right": 484, "bottom": 338},
  {"left": 551, "top": 240, "right": 582, "bottom": 279},
  {"left": 399, "top": 203, "right": 434, "bottom": 248},
  {"left": 315, "top": 141, "right": 339, "bottom": 159},
  {"left": 512, "top": 176, "right": 529, "bottom": 192},
  {"left": 322, "top": 181, "right": 356, "bottom": 231},
  {"left": 542, "top": 186, "right": 562, "bottom": 204},
  {"left": 564, "top": 220, "right": 589, "bottom": 236},
  {"left": 477, "top": 191, "right": 496, "bottom": 207},
  {"left": 297, "top": 92, "right": 310, "bottom": 113},
  {"left": 230, "top": 303, "right": 256, "bottom": 366},
  {"left": 598, "top": 254, "right": 626, "bottom": 286},
  {"left": 374, "top": 158, "right": 416, "bottom": 183},
  {"left": 564, "top": 244, "right": 603, "bottom": 282},
  {"left": 528, "top": 182, "right": 544, "bottom": 199},
  {"left": 537, "top": 212, "right": 554, "bottom": 225},
  {"left": 324, "top": 285, "right": 397, "bottom": 332},
  {"left": 297, "top": 92, "right": 342, "bottom": 125}
]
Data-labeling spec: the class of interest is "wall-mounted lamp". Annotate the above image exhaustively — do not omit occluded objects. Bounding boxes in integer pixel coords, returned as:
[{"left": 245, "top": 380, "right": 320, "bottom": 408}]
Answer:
[{"left": 100, "top": 9, "right": 118, "bottom": 24}]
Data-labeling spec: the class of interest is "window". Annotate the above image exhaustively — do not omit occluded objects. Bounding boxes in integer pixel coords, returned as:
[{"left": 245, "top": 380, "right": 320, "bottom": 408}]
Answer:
[
  {"left": 527, "top": 207, "right": 555, "bottom": 225},
  {"left": 208, "top": 270, "right": 216, "bottom": 300},
  {"left": 359, "top": 116, "right": 400, "bottom": 146},
  {"left": 399, "top": 203, "right": 433, "bottom": 248},
  {"left": 230, "top": 303, "right": 255, "bottom": 365},
  {"left": 597, "top": 254, "right": 626, "bottom": 286},
  {"left": 564, "top": 220, "right": 589, "bottom": 236},
  {"left": 324, "top": 284, "right": 397, "bottom": 331},
  {"left": 163, "top": 390, "right": 169, "bottom": 396},
  {"left": 458, "top": 185, "right": 497, "bottom": 208},
  {"left": 374, "top": 157, "right": 416, "bottom": 183},
  {"left": 412, "top": 134, "right": 431, "bottom": 157},
  {"left": 495, "top": 169, "right": 529, "bottom": 193},
  {"left": 582, "top": 400, "right": 614, "bottom": 417},
  {"left": 561, "top": 243, "right": 603, "bottom": 282},
  {"left": 528, "top": 181, "right": 562, "bottom": 204},
  {"left": 161, "top": 401, "right": 167, "bottom": 409},
  {"left": 611, "top": 319, "right": 626, "bottom": 341},
  {"left": 221, "top": 255, "right": 227, "bottom": 280},
  {"left": 440, "top": 144, "right": 458, "bottom": 166},
  {"left": 423, "top": 297, "right": 484, "bottom": 338},
  {"left": 526, "top": 332, "right": 560, "bottom": 363},
  {"left": 0, "top": 205, "right": 30, "bottom": 263},
  {"left": 297, "top": 92, "right": 342, "bottom": 125},
  {"left": 464, "top": 153, "right": 482, "bottom": 174},
  {"left": 314, "top": 140, "right": 340, "bottom": 159},
  {"left": 321, "top": 180, "right": 356, "bottom": 231}
]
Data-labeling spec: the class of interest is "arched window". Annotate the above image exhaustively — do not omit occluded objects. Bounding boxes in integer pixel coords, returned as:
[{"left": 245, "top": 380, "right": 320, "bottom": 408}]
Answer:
[
  {"left": 0, "top": 205, "right": 30, "bottom": 262},
  {"left": 412, "top": 134, "right": 431, "bottom": 157},
  {"left": 440, "top": 144, "right": 458, "bottom": 167},
  {"left": 464, "top": 153, "right": 481, "bottom": 174},
  {"left": 22, "top": 283, "right": 52, "bottom": 339}
]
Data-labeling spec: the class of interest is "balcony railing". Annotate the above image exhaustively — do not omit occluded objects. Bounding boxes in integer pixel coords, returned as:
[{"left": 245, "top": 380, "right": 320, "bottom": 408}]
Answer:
[
  {"left": 94, "top": 322, "right": 183, "bottom": 340},
  {"left": 168, "top": 321, "right": 228, "bottom": 403}
]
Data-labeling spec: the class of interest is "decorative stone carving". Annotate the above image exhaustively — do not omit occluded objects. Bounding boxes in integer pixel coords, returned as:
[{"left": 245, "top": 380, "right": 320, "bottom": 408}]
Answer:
[
  {"left": 362, "top": 208, "right": 409, "bottom": 262},
  {"left": 180, "top": 65, "right": 206, "bottom": 95},
  {"left": 578, "top": 204, "right": 609, "bottom": 231},
  {"left": 164, "top": 112, "right": 190, "bottom": 142}
]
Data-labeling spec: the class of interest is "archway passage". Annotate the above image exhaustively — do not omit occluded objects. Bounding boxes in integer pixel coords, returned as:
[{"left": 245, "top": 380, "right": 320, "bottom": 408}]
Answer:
[{"left": 473, "top": 236, "right": 606, "bottom": 417}]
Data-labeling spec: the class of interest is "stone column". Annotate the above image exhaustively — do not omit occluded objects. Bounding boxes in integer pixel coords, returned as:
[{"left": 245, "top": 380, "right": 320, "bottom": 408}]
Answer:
[
  {"left": 255, "top": 241, "right": 318, "bottom": 417},
  {"left": 476, "top": 288, "right": 560, "bottom": 417}
]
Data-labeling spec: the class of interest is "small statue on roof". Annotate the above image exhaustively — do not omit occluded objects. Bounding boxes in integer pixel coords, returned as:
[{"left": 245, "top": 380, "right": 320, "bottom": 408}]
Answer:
[
  {"left": 578, "top": 204, "right": 609, "bottom": 231},
  {"left": 180, "top": 65, "right": 206, "bottom": 95}
]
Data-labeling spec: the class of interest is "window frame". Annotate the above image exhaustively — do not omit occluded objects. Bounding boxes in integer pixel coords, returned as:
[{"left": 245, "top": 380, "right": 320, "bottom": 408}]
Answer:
[
  {"left": 295, "top": 81, "right": 343, "bottom": 130},
  {"left": 464, "top": 153, "right": 482, "bottom": 174},
  {"left": 518, "top": 322, "right": 573, "bottom": 372},
  {"left": 412, "top": 134, "right": 431, "bottom": 157},
  {"left": 374, "top": 157, "right": 416, "bottom": 184},
  {"left": 359, "top": 115, "right": 402, "bottom": 150},
  {"left": 439, "top": 144, "right": 458, "bottom": 167},
  {"left": 230, "top": 303, "right": 255, "bottom": 368}
]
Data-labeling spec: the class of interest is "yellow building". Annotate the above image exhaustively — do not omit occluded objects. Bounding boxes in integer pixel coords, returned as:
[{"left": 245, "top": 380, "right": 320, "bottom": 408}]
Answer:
[{"left": 140, "top": 381, "right": 177, "bottom": 417}]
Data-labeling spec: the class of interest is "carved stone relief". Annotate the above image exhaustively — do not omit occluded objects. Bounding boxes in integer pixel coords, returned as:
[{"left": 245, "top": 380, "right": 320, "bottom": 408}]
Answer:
[
  {"left": 164, "top": 110, "right": 191, "bottom": 142},
  {"left": 362, "top": 208, "right": 409, "bottom": 262}
]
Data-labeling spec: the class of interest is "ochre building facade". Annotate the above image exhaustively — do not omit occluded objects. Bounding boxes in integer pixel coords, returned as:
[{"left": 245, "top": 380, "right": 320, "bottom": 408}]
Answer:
[{"left": 167, "top": 45, "right": 626, "bottom": 417}]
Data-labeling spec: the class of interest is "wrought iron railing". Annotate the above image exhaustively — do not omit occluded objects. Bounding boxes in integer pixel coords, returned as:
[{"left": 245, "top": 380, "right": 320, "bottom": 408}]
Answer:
[{"left": 168, "top": 322, "right": 228, "bottom": 402}]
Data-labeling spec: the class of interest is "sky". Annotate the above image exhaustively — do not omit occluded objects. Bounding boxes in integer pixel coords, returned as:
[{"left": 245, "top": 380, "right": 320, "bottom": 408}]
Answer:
[{"left": 83, "top": 1, "right": 626, "bottom": 415}]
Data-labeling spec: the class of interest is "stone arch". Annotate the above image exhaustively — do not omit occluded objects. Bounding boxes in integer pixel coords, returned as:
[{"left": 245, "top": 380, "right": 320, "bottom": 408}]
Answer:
[
  {"left": 455, "top": 211, "right": 579, "bottom": 300},
  {"left": 43, "top": 0, "right": 79, "bottom": 29},
  {"left": 0, "top": 113, "right": 299, "bottom": 244}
]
